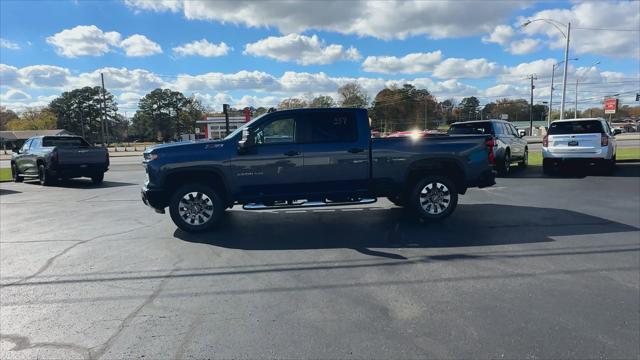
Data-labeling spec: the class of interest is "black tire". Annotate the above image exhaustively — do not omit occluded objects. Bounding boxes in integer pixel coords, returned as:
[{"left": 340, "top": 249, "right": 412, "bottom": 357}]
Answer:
[
  {"left": 519, "top": 148, "right": 528, "bottom": 168},
  {"left": 409, "top": 175, "right": 458, "bottom": 222},
  {"left": 91, "top": 173, "right": 104, "bottom": 184},
  {"left": 497, "top": 150, "right": 511, "bottom": 176},
  {"left": 386, "top": 195, "right": 405, "bottom": 207},
  {"left": 169, "top": 183, "right": 225, "bottom": 233},
  {"left": 543, "top": 159, "right": 555, "bottom": 175},
  {"left": 38, "top": 164, "right": 54, "bottom": 186},
  {"left": 602, "top": 156, "right": 616, "bottom": 175},
  {"left": 11, "top": 163, "right": 23, "bottom": 183}
]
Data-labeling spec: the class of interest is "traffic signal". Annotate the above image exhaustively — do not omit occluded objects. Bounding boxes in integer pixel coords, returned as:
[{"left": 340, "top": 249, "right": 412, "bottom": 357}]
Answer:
[
  {"left": 636, "top": 93, "right": 639, "bottom": 101},
  {"left": 223, "top": 104, "right": 230, "bottom": 113}
]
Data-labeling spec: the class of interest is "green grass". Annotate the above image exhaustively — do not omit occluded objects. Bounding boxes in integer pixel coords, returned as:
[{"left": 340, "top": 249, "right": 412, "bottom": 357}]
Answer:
[
  {"left": 0, "top": 168, "right": 12, "bottom": 182},
  {"left": 527, "top": 147, "right": 640, "bottom": 166}
]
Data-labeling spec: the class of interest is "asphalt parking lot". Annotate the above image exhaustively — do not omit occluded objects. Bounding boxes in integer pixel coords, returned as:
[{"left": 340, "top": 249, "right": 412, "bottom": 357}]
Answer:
[{"left": 1, "top": 159, "right": 639, "bottom": 359}]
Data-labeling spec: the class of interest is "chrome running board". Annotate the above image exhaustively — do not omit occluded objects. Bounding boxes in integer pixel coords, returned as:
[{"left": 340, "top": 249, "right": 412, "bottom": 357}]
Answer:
[{"left": 242, "top": 198, "right": 377, "bottom": 210}]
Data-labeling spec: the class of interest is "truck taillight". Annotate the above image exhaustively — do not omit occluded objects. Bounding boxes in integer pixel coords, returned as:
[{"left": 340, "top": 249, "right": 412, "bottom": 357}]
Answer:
[
  {"left": 542, "top": 135, "right": 549, "bottom": 147},
  {"left": 601, "top": 134, "right": 608, "bottom": 147},
  {"left": 486, "top": 138, "right": 495, "bottom": 165}
]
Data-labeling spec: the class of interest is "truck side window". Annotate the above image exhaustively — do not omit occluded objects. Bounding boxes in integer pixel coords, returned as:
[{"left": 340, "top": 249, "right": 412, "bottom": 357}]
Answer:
[
  {"left": 306, "top": 112, "right": 358, "bottom": 143},
  {"left": 254, "top": 117, "right": 295, "bottom": 145}
]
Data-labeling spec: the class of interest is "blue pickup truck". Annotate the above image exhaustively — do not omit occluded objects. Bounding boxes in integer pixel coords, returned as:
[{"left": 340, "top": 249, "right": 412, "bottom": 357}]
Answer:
[{"left": 141, "top": 108, "right": 495, "bottom": 232}]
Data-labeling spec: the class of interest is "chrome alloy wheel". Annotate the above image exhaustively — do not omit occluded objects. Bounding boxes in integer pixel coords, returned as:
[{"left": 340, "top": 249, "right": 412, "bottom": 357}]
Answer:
[
  {"left": 178, "top": 192, "right": 214, "bottom": 226},
  {"left": 419, "top": 182, "right": 451, "bottom": 215}
]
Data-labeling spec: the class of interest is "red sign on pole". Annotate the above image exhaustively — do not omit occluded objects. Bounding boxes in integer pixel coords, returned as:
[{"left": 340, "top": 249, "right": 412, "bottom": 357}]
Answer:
[{"left": 604, "top": 98, "right": 618, "bottom": 114}]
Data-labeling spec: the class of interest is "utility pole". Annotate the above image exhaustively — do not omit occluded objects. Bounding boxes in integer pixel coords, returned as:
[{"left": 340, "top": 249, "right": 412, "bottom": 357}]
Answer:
[
  {"left": 528, "top": 74, "right": 537, "bottom": 136},
  {"left": 548, "top": 64, "right": 556, "bottom": 127},
  {"left": 223, "top": 104, "right": 230, "bottom": 135},
  {"left": 100, "top": 73, "right": 108, "bottom": 146},
  {"left": 574, "top": 77, "right": 579, "bottom": 119}
]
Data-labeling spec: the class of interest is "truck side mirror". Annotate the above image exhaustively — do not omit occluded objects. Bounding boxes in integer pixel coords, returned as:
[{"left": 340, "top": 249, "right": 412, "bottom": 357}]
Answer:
[
  {"left": 237, "top": 128, "right": 251, "bottom": 154},
  {"left": 12, "top": 147, "right": 20, "bottom": 154},
  {"left": 613, "top": 129, "right": 622, "bottom": 136}
]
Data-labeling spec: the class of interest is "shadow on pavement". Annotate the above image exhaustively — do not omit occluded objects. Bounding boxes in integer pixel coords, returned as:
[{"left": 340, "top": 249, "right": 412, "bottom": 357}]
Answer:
[
  {"left": 174, "top": 204, "right": 638, "bottom": 256},
  {"left": 0, "top": 188, "right": 21, "bottom": 195},
  {"left": 507, "top": 163, "right": 640, "bottom": 179},
  {"left": 22, "top": 179, "right": 137, "bottom": 188}
]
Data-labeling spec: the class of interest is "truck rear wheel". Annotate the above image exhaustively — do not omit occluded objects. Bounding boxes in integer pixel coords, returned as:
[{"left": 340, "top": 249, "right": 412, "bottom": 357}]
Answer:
[
  {"left": 91, "top": 173, "right": 104, "bottom": 184},
  {"left": 169, "top": 183, "right": 224, "bottom": 233},
  {"left": 410, "top": 175, "right": 458, "bottom": 221},
  {"left": 38, "top": 164, "right": 54, "bottom": 186}
]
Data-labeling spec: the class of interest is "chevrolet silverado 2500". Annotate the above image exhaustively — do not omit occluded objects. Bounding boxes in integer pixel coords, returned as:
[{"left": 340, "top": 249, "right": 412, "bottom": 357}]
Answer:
[{"left": 141, "top": 108, "right": 496, "bottom": 232}]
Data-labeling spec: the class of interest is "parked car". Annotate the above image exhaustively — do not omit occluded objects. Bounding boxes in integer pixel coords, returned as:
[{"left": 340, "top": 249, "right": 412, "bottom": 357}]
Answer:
[
  {"left": 11, "top": 135, "right": 109, "bottom": 185},
  {"left": 141, "top": 108, "right": 496, "bottom": 232},
  {"left": 448, "top": 120, "right": 528, "bottom": 176},
  {"left": 542, "top": 118, "right": 619, "bottom": 174}
]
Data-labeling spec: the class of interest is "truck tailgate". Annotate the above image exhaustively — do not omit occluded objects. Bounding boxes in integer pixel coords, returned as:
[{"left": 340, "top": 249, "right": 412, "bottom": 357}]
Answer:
[{"left": 58, "top": 148, "right": 108, "bottom": 165}]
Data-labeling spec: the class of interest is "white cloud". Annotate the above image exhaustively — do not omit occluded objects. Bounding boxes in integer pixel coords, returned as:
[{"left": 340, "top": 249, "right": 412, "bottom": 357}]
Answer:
[
  {"left": 0, "top": 64, "right": 21, "bottom": 87},
  {"left": 126, "top": 0, "right": 527, "bottom": 40},
  {"left": 362, "top": 51, "right": 442, "bottom": 74},
  {"left": 46, "top": 25, "right": 121, "bottom": 57},
  {"left": 244, "top": 34, "right": 360, "bottom": 65},
  {"left": 119, "top": 34, "right": 162, "bottom": 57},
  {"left": 433, "top": 58, "right": 503, "bottom": 79},
  {"left": 508, "top": 38, "right": 540, "bottom": 55},
  {"left": 173, "top": 70, "right": 279, "bottom": 92},
  {"left": 519, "top": 1, "right": 640, "bottom": 58},
  {"left": 0, "top": 38, "right": 20, "bottom": 50},
  {"left": 124, "top": 0, "right": 181, "bottom": 12},
  {"left": 18, "top": 65, "right": 70, "bottom": 88},
  {"left": 504, "top": 58, "right": 558, "bottom": 79},
  {"left": 482, "top": 25, "right": 516, "bottom": 46},
  {"left": 73, "top": 67, "right": 166, "bottom": 92},
  {"left": 46, "top": 25, "right": 161, "bottom": 58},
  {"left": 0, "top": 89, "right": 31, "bottom": 102},
  {"left": 173, "top": 39, "right": 230, "bottom": 57}
]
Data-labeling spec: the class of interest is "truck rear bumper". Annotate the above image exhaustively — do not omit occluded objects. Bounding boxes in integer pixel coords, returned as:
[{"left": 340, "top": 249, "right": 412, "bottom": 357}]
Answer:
[
  {"left": 48, "top": 163, "right": 108, "bottom": 178},
  {"left": 141, "top": 185, "right": 168, "bottom": 213},
  {"left": 473, "top": 169, "right": 496, "bottom": 189}
]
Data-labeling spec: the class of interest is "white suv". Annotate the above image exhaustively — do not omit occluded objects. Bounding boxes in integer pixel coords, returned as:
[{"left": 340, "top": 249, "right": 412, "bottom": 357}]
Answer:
[{"left": 542, "top": 118, "right": 619, "bottom": 174}]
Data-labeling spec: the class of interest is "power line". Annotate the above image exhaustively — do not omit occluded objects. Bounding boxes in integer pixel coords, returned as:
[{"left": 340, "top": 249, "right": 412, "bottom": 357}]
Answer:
[{"left": 573, "top": 27, "right": 640, "bottom": 32}]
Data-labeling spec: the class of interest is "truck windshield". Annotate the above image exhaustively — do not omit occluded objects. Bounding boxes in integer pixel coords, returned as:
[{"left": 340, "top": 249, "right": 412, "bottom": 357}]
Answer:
[
  {"left": 548, "top": 120, "right": 604, "bottom": 135},
  {"left": 42, "top": 137, "right": 89, "bottom": 147},
  {"left": 223, "top": 114, "right": 267, "bottom": 140},
  {"left": 448, "top": 122, "right": 493, "bottom": 135}
]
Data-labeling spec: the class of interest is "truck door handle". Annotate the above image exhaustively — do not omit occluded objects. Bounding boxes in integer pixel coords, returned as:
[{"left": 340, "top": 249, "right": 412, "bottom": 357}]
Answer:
[
  {"left": 348, "top": 148, "right": 364, "bottom": 153},
  {"left": 283, "top": 150, "right": 300, "bottom": 156}
]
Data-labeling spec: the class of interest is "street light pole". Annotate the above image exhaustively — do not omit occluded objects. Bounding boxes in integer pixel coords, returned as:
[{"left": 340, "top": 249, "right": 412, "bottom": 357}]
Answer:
[
  {"left": 522, "top": 19, "right": 571, "bottom": 120},
  {"left": 548, "top": 63, "right": 556, "bottom": 127},
  {"left": 559, "top": 22, "right": 571, "bottom": 120}
]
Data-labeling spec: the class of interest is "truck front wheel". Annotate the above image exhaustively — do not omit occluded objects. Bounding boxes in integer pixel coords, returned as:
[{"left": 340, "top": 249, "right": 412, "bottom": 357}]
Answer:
[
  {"left": 410, "top": 175, "right": 458, "bottom": 221},
  {"left": 169, "top": 183, "right": 224, "bottom": 233}
]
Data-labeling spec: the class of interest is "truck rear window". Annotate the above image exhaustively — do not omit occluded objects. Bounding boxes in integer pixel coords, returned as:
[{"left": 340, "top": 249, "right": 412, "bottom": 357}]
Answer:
[
  {"left": 448, "top": 122, "right": 493, "bottom": 135},
  {"left": 42, "top": 137, "right": 89, "bottom": 147},
  {"left": 548, "top": 121, "right": 604, "bottom": 135}
]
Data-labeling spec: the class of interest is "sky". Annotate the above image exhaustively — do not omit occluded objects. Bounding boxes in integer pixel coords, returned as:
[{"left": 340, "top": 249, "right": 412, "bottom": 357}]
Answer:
[{"left": 0, "top": 0, "right": 639, "bottom": 115}]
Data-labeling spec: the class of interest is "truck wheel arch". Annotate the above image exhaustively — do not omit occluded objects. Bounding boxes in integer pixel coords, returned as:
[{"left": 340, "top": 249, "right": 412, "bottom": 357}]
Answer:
[
  {"left": 404, "top": 159, "right": 467, "bottom": 195},
  {"left": 163, "top": 168, "right": 232, "bottom": 207}
]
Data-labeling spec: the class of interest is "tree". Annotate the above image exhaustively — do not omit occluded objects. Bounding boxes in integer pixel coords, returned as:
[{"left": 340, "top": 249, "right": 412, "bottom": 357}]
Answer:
[
  {"left": 458, "top": 96, "right": 480, "bottom": 120},
  {"left": 277, "top": 98, "right": 307, "bottom": 109},
  {"left": 132, "top": 89, "right": 203, "bottom": 141},
  {"left": 309, "top": 95, "right": 336, "bottom": 108},
  {"left": 369, "top": 84, "right": 438, "bottom": 131},
  {"left": 0, "top": 106, "right": 18, "bottom": 131},
  {"left": 49, "top": 86, "right": 118, "bottom": 143},
  {"left": 338, "top": 82, "right": 369, "bottom": 108},
  {"left": 6, "top": 108, "right": 57, "bottom": 130}
]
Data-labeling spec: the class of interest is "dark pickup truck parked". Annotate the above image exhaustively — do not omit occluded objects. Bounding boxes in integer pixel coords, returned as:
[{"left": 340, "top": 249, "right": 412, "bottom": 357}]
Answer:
[
  {"left": 11, "top": 135, "right": 109, "bottom": 185},
  {"left": 141, "top": 108, "right": 496, "bottom": 232}
]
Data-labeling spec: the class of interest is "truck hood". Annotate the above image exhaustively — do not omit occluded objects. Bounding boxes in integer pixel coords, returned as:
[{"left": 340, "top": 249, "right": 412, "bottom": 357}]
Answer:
[{"left": 145, "top": 140, "right": 225, "bottom": 153}]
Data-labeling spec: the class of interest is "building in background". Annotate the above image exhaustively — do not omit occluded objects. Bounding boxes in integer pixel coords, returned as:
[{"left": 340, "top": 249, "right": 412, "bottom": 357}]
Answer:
[{"left": 196, "top": 116, "right": 248, "bottom": 140}]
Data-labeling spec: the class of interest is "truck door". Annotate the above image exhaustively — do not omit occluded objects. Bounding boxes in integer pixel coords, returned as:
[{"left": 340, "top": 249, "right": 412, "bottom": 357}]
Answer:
[
  {"left": 296, "top": 110, "right": 369, "bottom": 197},
  {"left": 16, "top": 138, "right": 35, "bottom": 175},
  {"left": 230, "top": 114, "right": 304, "bottom": 200}
]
